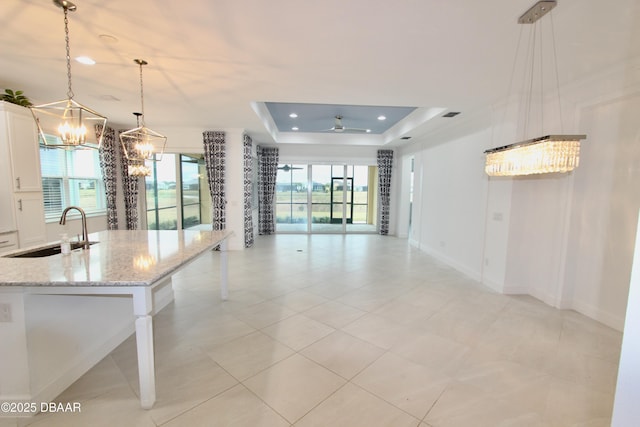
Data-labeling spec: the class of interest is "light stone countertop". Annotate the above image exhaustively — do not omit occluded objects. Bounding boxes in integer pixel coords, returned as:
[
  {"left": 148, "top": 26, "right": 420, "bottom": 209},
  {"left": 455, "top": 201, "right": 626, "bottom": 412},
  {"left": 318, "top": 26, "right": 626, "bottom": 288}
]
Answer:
[{"left": 0, "top": 229, "right": 232, "bottom": 287}]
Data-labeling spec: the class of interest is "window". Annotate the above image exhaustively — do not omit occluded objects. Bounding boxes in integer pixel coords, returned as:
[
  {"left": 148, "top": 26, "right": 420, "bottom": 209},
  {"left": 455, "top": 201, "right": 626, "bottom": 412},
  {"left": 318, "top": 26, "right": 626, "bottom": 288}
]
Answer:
[
  {"left": 180, "top": 154, "right": 202, "bottom": 228},
  {"left": 145, "top": 154, "right": 178, "bottom": 230},
  {"left": 276, "top": 164, "right": 308, "bottom": 232},
  {"left": 276, "top": 163, "right": 377, "bottom": 233},
  {"left": 39, "top": 146, "right": 105, "bottom": 219},
  {"left": 144, "top": 153, "right": 210, "bottom": 230}
]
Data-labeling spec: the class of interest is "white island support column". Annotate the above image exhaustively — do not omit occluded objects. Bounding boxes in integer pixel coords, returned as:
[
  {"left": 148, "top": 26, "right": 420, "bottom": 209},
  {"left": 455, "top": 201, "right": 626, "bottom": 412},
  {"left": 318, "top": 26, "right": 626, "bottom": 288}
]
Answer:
[{"left": 132, "top": 286, "right": 156, "bottom": 409}]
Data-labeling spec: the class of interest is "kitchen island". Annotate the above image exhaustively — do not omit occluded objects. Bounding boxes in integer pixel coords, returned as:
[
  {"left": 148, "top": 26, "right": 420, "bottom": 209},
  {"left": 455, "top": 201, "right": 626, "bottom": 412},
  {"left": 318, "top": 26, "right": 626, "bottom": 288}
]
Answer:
[{"left": 0, "top": 229, "right": 232, "bottom": 412}]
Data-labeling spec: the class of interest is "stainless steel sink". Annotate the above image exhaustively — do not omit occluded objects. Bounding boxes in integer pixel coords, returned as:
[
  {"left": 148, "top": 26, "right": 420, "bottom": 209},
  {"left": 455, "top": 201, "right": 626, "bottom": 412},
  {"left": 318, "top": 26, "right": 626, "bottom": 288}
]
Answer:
[{"left": 3, "top": 241, "right": 97, "bottom": 258}]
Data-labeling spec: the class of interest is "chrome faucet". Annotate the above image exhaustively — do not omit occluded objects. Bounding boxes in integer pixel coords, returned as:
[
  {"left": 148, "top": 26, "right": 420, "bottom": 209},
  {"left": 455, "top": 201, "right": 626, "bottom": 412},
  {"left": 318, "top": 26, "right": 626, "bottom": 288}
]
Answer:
[{"left": 59, "top": 206, "right": 90, "bottom": 250}]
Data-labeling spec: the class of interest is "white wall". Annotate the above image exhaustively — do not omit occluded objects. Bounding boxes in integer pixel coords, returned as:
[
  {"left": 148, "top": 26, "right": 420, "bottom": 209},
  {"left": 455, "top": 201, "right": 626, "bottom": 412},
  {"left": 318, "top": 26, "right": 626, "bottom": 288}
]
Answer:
[
  {"left": 561, "top": 93, "right": 640, "bottom": 328},
  {"left": 396, "top": 155, "right": 413, "bottom": 239},
  {"left": 504, "top": 174, "right": 573, "bottom": 303},
  {"left": 278, "top": 143, "right": 379, "bottom": 165},
  {"left": 404, "top": 126, "right": 490, "bottom": 281},
  {"left": 401, "top": 67, "right": 640, "bottom": 333},
  {"left": 161, "top": 126, "right": 218, "bottom": 153},
  {"left": 482, "top": 176, "right": 512, "bottom": 293},
  {"left": 612, "top": 210, "right": 640, "bottom": 426}
]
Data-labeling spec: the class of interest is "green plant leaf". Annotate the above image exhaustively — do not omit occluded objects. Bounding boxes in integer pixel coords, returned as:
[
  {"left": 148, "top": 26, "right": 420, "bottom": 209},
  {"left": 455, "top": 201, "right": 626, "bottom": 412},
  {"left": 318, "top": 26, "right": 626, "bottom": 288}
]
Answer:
[{"left": 2, "top": 88, "right": 33, "bottom": 107}]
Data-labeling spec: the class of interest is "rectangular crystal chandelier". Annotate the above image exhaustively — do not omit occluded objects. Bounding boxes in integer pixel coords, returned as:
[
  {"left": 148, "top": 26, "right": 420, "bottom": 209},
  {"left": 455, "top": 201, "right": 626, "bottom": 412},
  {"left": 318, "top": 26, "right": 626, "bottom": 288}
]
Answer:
[
  {"left": 484, "top": 1, "right": 587, "bottom": 177},
  {"left": 484, "top": 135, "right": 585, "bottom": 177}
]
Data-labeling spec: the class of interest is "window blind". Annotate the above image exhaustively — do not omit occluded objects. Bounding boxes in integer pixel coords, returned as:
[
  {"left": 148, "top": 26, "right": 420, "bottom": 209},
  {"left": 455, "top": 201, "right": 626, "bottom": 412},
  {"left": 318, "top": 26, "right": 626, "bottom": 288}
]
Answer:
[{"left": 39, "top": 144, "right": 106, "bottom": 219}]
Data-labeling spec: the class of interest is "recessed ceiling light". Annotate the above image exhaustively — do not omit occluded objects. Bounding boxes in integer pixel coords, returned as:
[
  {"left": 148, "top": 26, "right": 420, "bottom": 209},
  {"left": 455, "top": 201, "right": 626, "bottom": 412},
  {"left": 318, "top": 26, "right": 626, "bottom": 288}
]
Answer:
[
  {"left": 289, "top": 113, "right": 298, "bottom": 118},
  {"left": 377, "top": 115, "right": 386, "bottom": 121},
  {"left": 292, "top": 126, "right": 299, "bottom": 131},
  {"left": 75, "top": 56, "right": 96, "bottom": 65}
]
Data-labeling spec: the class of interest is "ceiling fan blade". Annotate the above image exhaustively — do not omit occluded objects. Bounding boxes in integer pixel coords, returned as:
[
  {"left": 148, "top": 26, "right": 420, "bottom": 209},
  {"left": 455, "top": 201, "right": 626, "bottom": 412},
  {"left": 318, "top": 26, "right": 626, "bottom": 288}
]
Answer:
[
  {"left": 278, "top": 165, "right": 304, "bottom": 171},
  {"left": 319, "top": 116, "right": 368, "bottom": 133}
]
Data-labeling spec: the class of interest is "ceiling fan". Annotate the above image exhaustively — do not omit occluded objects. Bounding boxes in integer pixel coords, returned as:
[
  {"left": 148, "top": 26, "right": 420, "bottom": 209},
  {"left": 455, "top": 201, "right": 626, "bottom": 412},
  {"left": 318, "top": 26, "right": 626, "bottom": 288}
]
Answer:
[
  {"left": 325, "top": 115, "right": 369, "bottom": 133},
  {"left": 278, "top": 165, "right": 303, "bottom": 172}
]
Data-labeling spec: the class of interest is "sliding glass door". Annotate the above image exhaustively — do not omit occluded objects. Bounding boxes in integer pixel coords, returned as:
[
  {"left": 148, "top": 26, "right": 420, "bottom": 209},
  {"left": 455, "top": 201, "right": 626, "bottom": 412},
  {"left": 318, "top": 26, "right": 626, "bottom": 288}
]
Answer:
[
  {"left": 330, "top": 177, "right": 352, "bottom": 224},
  {"left": 276, "top": 163, "right": 378, "bottom": 234},
  {"left": 346, "top": 165, "right": 377, "bottom": 233},
  {"left": 311, "top": 165, "right": 341, "bottom": 232},
  {"left": 145, "top": 153, "right": 209, "bottom": 230},
  {"left": 146, "top": 154, "right": 178, "bottom": 230},
  {"left": 180, "top": 154, "right": 202, "bottom": 229},
  {"left": 275, "top": 164, "right": 308, "bottom": 232}
]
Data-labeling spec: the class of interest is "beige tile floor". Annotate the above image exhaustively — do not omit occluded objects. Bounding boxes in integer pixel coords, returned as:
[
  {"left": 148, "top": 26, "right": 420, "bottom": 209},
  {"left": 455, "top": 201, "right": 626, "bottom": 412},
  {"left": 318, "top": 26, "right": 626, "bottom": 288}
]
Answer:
[{"left": 2, "top": 234, "right": 622, "bottom": 427}]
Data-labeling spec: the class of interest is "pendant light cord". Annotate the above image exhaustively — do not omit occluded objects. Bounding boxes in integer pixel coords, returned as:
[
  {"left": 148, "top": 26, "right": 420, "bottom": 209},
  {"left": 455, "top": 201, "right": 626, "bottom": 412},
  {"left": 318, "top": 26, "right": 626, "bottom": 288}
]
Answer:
[
  {"left": 496, "top": 24, "right": 524, "bottom": 148},
  {"left": 523, "top": 10, "right": 563, "bottom": 138},
  {"left": 138, "top": 61, "right": 146, "bottom": 126},
  {"left": 522, "top": 22, "right": 537, "bottom": 141},
  {"left": 550, "top": 11, "right": 564, "bottom": 133},
  {"left": 63, "top": 6, "right": 74, "bottom": 100}
]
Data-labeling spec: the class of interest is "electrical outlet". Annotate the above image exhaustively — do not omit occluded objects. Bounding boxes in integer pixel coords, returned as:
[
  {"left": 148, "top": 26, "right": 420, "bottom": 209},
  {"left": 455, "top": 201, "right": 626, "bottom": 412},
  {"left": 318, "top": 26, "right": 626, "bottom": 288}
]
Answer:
[{"left": 0, "top": 303, "right": 11, "bottom": 322}]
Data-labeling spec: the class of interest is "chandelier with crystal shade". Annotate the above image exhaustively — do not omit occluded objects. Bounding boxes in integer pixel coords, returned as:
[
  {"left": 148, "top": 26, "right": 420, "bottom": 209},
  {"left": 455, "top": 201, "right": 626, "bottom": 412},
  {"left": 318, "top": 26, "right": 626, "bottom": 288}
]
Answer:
[
  {"left": 30, "top": 0, "right": 107, "bottom": 149},
  {"left": 120, "top": 59, "right": 166, "bottom": 175},
  {"left": 485, "top": 134, "right": 585, "bottom": 177},
  {"left": 483, "top": 1, "right": 586, "bottom": 177}
]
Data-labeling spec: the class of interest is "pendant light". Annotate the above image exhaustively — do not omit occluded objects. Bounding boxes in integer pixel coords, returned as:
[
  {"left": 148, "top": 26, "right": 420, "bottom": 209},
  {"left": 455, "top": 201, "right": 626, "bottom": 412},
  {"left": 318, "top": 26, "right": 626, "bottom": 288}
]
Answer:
[
  {"left": 120, "top": 59, "right": 167, "bottom": 175},
  {"left": 125, "top": 113, "right": 152, "bottom": 177},
  {"left": 31, "top": 0, "right": 107, "bottom": 149},
  {"left": 484, "top": 0, "right": 586, "bottom": 177}
]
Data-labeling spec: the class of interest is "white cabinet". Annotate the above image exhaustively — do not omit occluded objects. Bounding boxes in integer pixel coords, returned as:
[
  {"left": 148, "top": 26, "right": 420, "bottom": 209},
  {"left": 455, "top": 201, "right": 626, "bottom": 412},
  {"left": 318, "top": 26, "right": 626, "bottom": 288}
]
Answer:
[
  {"left": 5, "top": 105, "right": 43, "bottom": 192},
  {"left": 0, "top": 231, "right": 18, "bottom": 254},
  {"left": 14, "top": 193, "right": 46, "bottom": 247},
  {"left": 0, "top": 130, "right": 16, "bottom": 233},
  {"left": 0, "top": 101, "right": 46, "bottom": 247}
]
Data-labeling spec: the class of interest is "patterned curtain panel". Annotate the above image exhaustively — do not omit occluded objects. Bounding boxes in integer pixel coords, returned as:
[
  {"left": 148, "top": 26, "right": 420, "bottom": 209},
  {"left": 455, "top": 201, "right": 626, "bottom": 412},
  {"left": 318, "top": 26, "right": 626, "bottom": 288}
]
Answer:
[
  {"left": 203, "top": 131, "right": 226, "bottom": 231},
  {"left": 96, "top": 125, "right": 118, "bottom": 230},
  {"left": 243, "top": 134, "right": 254, "bottom": 248},
  {"left": 377, "top": 149, "right": 394, "bottom": 235},
  {"left": 118, "top": 130, "right": 140, "bottom": 230},
  {"left": 257, "top": 145, "right": 278, "bottom": 235}
]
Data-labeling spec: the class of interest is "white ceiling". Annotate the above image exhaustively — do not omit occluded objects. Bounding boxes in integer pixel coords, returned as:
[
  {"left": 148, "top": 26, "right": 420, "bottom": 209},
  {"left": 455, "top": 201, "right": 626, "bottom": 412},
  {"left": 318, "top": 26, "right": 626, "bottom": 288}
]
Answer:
[{"left": 1, "top": 0, "right": 638, "bottom": 147}]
